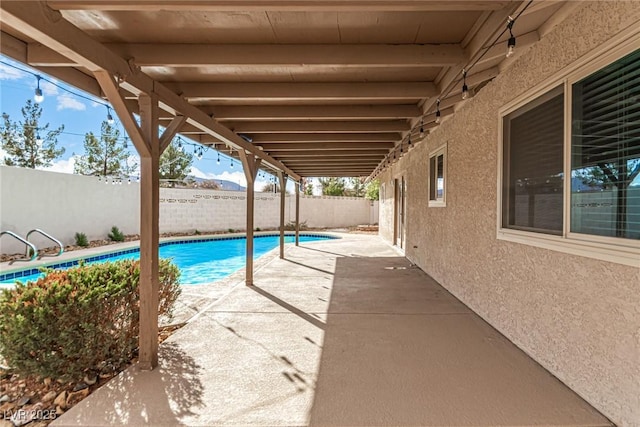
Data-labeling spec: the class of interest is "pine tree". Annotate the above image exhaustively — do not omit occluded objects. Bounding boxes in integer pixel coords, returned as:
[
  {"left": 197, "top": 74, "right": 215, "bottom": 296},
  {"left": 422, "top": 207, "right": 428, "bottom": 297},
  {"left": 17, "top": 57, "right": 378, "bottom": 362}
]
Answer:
[
  {"left": 1, "top": 100, "right": 65, "bottom": 168},
  {"left": 74, "top": 121, "right": 132, "bottom": 177},
  {"left": 318, "top": 177, "right": 346, "bottom": 196},
  {"left": 159, "top": 138, "right": 194, "bottom": 184}
]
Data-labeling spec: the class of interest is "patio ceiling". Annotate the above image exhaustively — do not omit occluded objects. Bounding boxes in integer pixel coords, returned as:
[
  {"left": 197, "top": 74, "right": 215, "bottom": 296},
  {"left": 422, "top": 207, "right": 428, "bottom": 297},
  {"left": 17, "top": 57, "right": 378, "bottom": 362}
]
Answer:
[{"left": 1, "top": 0, "right": 567, "bottom": 178}]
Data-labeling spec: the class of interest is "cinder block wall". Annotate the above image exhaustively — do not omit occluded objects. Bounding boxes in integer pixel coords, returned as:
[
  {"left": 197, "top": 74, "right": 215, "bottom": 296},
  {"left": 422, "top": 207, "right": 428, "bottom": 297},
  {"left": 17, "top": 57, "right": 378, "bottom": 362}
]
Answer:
[
  {"left": 378, "top": 2, "right": 640, "bottom": 425},
  {"left": 0, "top": 166, "right": 376, "bottom": 254}
]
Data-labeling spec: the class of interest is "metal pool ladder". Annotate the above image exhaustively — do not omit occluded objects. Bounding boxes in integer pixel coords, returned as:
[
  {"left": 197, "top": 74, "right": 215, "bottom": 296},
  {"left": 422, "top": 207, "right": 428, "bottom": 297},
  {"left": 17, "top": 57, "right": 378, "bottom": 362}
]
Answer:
[
  {"left": 0, "top": 230, "right": 39, "bottom": 263},
  {"left": 26, "top": 229, "right": 64, "bottom": 259}
]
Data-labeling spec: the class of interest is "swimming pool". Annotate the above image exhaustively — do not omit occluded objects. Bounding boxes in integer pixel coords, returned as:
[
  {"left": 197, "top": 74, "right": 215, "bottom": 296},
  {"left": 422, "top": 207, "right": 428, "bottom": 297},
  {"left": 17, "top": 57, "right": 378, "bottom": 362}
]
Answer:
[{"left": 0, "top": 233, "right": 337, "bottom": 286}]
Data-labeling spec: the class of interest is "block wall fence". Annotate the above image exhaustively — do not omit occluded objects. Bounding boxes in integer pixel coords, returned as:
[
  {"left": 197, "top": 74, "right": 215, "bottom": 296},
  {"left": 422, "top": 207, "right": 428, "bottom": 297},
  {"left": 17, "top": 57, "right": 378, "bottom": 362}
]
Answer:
[{"left": 0, "top": 166, "right": 377, "bottom": 254}]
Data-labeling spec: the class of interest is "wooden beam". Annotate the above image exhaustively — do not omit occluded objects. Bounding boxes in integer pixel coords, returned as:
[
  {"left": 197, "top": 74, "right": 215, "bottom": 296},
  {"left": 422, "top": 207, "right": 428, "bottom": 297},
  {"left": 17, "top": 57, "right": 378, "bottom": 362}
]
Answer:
[
  {"left": 94, "top": 70, "right": 149, "bottom": 156},
  {"left": 238, "top": 150, "right": 261, "bottom": 286},
  {"left": 295, "top": 183, "right": 300, "bottom": 246},
  {"left": 210, "top": 105, "right": 421, "bottom": 120},
  {"left": 137, "top": 93, "right": 160, "bottom": 371},
  {"left": 273, "top": 150, "right": 389, "bottom": 157},
  {"left": 1, "top": 1, "right": 299, "bottom": 181},
  {"left": 48, "top": 1, "right": 510, "bottom": 12},
  {"left": 29, "top": 43, "right": 464, "bottom": 67},
  {"left": 0, "top": 31, "right": 104, "bottom": 99},
  {"left": 278, "top": 171, "right": 287, "bottom": 259},
  {"left": 282, "top": 157, "right": 384, "bottom": 164},
  {"left": 159, "top": 115, "right": 186, "bottom": 152},
  {"left": 1, "top": 31, "right": 27, "bottom": 61},
  {"left": 163, "top": 82, "right": 436, "bottom": 101},
  {"left": 260, "top": 142, "right": 394, "bottom": 151},
  {"left": 228, "top": 120, "right": 410, "bottom": 134},
  {"left": 287, "top": 160, "right": 379, "bottom": 169},
  {"left": 252, "top": 133, "right": 400, "bottom": 143}
]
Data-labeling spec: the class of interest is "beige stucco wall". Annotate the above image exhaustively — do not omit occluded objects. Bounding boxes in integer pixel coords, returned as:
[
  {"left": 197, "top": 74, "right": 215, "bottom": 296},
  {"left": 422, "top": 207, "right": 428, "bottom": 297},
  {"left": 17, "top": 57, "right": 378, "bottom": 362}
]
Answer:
[
  {"left": 0, "top": 166, "right": 376, "bottom": 254},
  {"left": 378, "top": 2, "right": 640, "bottom": 426}
]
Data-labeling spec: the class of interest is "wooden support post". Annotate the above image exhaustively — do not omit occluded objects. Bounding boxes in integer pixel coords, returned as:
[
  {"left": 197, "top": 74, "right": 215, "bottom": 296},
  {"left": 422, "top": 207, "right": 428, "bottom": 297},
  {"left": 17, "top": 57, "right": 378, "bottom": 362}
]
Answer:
[
  {"left": 137, "top": 93, "right": 160, "bottom": 371},
  {"left": 278, "top": 171, "right": 287, "bottom": 259},
  {"left": 295, "top": 182, "right": 300, "bottom": 246},
  {"left": 239, "top": 151, "right": 261, "bottom": 285}
]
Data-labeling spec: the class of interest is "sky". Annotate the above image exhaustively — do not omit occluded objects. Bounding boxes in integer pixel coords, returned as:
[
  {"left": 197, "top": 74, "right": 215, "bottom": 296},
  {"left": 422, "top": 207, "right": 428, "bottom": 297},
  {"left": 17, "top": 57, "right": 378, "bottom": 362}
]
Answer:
[{"left": 0, "top": 54, "right": 303, "bottom": 192}]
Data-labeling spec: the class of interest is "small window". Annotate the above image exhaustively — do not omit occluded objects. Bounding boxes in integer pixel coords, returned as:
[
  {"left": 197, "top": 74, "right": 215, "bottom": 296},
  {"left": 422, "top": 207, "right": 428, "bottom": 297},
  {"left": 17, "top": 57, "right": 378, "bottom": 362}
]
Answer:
[
  {"left": 429, "top": 145, "right": 446, "bottom": 207},
  {"left": 502, "top": 86, "right": 564, "bottom": 234}
]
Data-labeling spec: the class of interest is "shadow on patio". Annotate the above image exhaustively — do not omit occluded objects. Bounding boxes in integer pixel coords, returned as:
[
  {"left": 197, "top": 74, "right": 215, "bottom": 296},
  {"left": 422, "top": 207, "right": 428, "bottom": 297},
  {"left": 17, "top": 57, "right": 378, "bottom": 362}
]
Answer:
[{"left": 53, "top": 234, "right": 610, "bottom": 426}]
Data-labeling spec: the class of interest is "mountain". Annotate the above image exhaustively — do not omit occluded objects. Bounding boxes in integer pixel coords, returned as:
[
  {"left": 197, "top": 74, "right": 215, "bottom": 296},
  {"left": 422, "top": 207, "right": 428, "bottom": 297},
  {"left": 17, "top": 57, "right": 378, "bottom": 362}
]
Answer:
[{"left": 187, "top": 176, "right": 245, "bottom": 191}]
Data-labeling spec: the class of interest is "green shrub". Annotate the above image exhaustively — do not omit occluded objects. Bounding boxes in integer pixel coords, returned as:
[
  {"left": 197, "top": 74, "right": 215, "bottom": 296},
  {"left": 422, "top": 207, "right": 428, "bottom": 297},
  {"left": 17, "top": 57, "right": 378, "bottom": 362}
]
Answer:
[
  {"left": 228, "top": 228, "right": 235, "bottom": 233},
  {"left": 0, "top": 259, "right": 181, "bottom": 381},
  {"left": 74, "top": 232, "right": 89, "bottom": 247},
  {"left": 108, "top": 226, "right": 125, "bottom": 242}
]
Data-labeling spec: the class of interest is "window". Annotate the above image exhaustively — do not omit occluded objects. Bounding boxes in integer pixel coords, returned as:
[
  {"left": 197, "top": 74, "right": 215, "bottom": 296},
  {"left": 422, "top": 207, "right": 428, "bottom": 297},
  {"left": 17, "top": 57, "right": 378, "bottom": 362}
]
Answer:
[
  {"left": 499, "top": 42, "right": 640, "bottom": 266},
  {"left": 502, "top": 86, "right": 564, "bottom": 234},
  {"left": 429, "top": 145, "right": 446, "bottom": 207},
  {"left": 571, "top": 49, "right": 640, "bottom": 240}
]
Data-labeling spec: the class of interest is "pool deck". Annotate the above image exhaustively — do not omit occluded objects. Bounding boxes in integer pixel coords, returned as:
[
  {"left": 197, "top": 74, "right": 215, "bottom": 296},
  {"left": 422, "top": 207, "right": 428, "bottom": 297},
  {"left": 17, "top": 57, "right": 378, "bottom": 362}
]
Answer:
[{"left": 52, "top": 233, "right": 610, "bottom": 427}]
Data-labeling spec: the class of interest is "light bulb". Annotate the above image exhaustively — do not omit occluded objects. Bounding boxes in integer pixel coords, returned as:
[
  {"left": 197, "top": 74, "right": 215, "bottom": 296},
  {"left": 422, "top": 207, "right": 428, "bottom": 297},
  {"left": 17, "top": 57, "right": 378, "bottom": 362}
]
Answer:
[
  {"left": 216, "top": 153, "right": 220, "bottom": 165},
  {"left": 34, "top": 76, "right": 44, "bottom": 103},
  {"left": 435, "top": 110, "right": 441, "bottom": 124},
  {"left": 230, "top": 160, "right": 234, "bottom": 168},
  {"left": 36, "top": 133, "right": 43, "bottom": 146},
  {"left": 106, "top": 106, "right": 115, "bottom": 125},
  {"left": 34, "top": 88, "right": 44, "bottom": 104},
  {"left": 123, "top": 137, "right": 129, "bottom": 149},
  {"left": 462, "top": 84, "right": 469, "bottom": 100},
  {"left": 419, "top": 126, "right": 424, "bottom": 138},
  {"left": 128, "top": 177, "right": 131, "bottom": 184},
  {"left": 506, "top": 36, "right": 516, "bottom": 58}
]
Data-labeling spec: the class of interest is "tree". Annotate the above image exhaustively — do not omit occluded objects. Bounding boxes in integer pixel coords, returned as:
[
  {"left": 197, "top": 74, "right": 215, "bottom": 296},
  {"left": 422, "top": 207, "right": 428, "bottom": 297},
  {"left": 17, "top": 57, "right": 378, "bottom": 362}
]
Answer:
[
  {"left": 159, "top": 138, "right": 194, "bottom": 183},
  {"left": 575, "top": 160, "right": 640, "bottom": 237},
  {"left": 365, "top": 179, "right": 380, "bottom": 201},
  {"left": 302, "top": 178, "right": 314, "bottom": 195},
  {"left": 74, "top": 121, "right": 132, "bottom": 177},
  {"left": 318, "top": 177, "right": 346, "bottom": 196},
  {"left": 261, "top": 182, "right": 280, "bottom": 193},
  {"left": 347, "top": 177, "right": 366, "bottom": 197},
  {"left": 1, "top": 100, "right": 65, "bottom": 168}
]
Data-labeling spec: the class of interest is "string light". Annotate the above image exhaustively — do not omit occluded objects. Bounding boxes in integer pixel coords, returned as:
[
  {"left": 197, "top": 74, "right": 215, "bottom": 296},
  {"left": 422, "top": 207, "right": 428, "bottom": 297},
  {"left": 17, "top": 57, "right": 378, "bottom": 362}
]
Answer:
[
  {"left": 34, "top": 75, "right": 44, "bottom": 103},
  {"left": 407, "top": 136, "right": 411, "bottom": 146},
  {"left": 123, "top": 136, "right": 129, "bottom": 149},
  {"left": 506, "top": 17, "right": 516, "bottom": 58},
  {"left": 230, "top": 158, "right": 234, "bottom": 168},
  {"left": 375, "top": 0, "right": 534, "bottom": 180},
  {"left": 177, "top": 136, "right": 184, "bottom": 152},
  {"left": 35, "top": 130, "right": 43, "bottom": 146},
  {"left": 216, "top": 152, "right": 220, "bottom": 165},
  {"left": 461, "top": 69, "right": 469, "bottom": 100}
]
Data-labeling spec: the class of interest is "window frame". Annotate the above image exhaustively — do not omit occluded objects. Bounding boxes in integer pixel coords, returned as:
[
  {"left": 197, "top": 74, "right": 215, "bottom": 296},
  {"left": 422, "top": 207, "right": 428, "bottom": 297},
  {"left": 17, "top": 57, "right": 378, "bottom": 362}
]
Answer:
[
  {"left": 497, "top": 32, "right": 640, "bottom": 267},
  {"left": 428, "top": 144, "right": 447, "bottom": 208}
]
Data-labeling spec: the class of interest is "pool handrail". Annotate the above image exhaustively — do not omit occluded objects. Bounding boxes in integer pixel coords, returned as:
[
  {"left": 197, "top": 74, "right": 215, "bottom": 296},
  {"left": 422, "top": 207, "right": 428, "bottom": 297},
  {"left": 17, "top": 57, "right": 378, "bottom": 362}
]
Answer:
[
  {"left": 26, "top": 228, "right": 64, "bottom": 259},
  {"left": 0, "top": 230, "right": 38, "bottom": 263}
]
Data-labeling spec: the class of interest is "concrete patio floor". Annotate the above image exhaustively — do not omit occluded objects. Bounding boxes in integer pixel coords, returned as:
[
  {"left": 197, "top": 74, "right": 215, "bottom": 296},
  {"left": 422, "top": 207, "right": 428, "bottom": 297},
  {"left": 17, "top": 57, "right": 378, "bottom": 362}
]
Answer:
[{"left": 53, "top": 234, "right": 610, "bottom": 427}]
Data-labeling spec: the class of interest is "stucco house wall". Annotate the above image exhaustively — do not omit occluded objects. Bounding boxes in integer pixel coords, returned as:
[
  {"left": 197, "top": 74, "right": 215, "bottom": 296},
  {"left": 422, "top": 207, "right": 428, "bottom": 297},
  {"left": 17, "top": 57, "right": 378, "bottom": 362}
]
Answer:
[{"left": 378, "top": 2, "right": 640, "bottom": 425}]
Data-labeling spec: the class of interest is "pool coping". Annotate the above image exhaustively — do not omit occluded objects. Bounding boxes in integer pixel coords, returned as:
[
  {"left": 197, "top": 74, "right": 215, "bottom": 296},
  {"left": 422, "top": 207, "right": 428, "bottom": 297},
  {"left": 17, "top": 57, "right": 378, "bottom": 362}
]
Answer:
[{"left": 0, "top": 231, "right": 340, "bottom": 284}]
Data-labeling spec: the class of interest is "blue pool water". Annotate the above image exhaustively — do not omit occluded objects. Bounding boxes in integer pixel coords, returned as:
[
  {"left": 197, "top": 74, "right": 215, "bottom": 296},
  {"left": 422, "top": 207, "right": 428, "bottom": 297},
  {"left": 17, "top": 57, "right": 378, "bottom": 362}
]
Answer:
[{"left": 0, "top": 234, "right": 335, "bottom": 286}]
